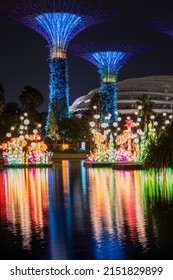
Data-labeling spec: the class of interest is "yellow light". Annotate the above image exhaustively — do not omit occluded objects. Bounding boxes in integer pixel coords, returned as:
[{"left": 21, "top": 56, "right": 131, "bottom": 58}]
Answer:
[
  {"left": 52, "top": 50, "right": 66, "bottom": 59},
  {"left": 62, "top": 144, "right": 69, "bottom": 150},
  {"left": 102, "top": 75, "right": 115, "bottom": 83}
]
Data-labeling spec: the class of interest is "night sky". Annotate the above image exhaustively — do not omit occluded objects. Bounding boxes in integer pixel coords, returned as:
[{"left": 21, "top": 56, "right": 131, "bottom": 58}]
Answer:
[{"left": 1, "top": 0, "right": 173, "bottom": 112}]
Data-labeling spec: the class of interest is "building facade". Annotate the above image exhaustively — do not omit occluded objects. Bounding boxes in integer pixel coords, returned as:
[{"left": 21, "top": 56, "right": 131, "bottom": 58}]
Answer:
[{"left": 70, "top": 76, "right": 173, "bottom": 117}]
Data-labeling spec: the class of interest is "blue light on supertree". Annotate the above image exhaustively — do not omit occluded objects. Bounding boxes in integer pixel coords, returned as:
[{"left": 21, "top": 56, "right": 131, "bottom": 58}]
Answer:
[
  {"left": 148, "top": 14, "right": 173, "bottom": 37},
  {"left": 71, "top": 43, "right": 147, "bottom": 123},
  {"left": 35, "top": 13, "right": 83, "bottom": 56},
  {"left": 1, "top": 0, "right": 118, "bottom": 135}
]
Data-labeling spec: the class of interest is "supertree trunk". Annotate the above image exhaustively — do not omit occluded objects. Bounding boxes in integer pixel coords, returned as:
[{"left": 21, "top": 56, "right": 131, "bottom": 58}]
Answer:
[
  {"left": 100, "top": 81, "right": 117, "bottom": 122},
  {"left": 46, "top": 56, "right": 69, "bottom": 134}
]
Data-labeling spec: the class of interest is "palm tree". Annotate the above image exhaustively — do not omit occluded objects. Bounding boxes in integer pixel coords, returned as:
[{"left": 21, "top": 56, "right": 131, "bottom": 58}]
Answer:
[
  {"left": 136, "top": 94, "right": 155, "bottom": 133},
  {"left": 47, "top": 101, "right": 60, "bottom": 148}
]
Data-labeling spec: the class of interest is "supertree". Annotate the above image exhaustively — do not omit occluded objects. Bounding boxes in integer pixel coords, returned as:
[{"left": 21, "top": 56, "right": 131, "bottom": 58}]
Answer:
[
  {"left": 0, "top": 0, "right": 117, "bottom": 134},
  {"left": 148, "top": 14, "right": 173, "bottom": 37},
  {"left": 71, "top": 42, "right": 147, "bottom": 123}
]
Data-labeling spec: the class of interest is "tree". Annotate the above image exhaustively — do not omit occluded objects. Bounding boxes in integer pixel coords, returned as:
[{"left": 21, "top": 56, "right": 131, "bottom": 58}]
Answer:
[
  {"left": 136, "top": 94, "right": 155, "bottom": 133},
  {"left": 4, "top": 102, "right": 21, "bottom": 115},
  {"left": 47, "top": 101, "right": 60, "bottom": 148},
  {"left": 19, "top": 86, "right": 44, "bottom": 130},
  {"left": 89, "top": 91, "right": 102, "bottom": 115},
  {"left": 59, "top": 117, "right": 88, "bottom": 149},
  {"left": 0, "top": 83, "right": 5, "bottom": 115},
  {"left": 19, "top": 85, "right": 44, "bottom": 111},
  {"left": 0, "top": 102, "right": 21, "bottom": 141},
  {"left": 83, "top": 90, "right": 106, "bottom": 121},
  {"left": 143, "top": 122, "right": 173, "bottom": 169}
]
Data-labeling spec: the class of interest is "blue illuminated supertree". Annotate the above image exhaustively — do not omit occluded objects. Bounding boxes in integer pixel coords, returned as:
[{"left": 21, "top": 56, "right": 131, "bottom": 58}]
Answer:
[
  {"left": 71, "top": 42, "right": 147, "bottom": 122},
  {"left": 1, "top": 0, "right": 117, "bottom": 135}
]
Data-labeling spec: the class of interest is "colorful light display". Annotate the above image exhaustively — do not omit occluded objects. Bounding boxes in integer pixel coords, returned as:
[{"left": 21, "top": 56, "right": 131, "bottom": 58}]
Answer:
[
  {"left": 1, "top": 0, "right": 118, "bottom": 134},
  {"left": 0, "top": 113, "right": 53, "bottom": 167},
  {"left": 87, "top": 115, "right": 139, "bottom": 163},
  {"left": 86, "top": 104, "right": 173, "bottom": 164}
]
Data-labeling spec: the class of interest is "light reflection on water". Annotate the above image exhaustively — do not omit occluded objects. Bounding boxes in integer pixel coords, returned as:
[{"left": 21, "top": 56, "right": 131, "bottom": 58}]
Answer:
[
  {"left": 0, "top": 168, "right": 49, "bottom": 251},
  {"left": 0, "top": 161, "right": 173, "bottom": 259},
  {"left": 88, "top": 169, "right": 147, "bottom": 259}
]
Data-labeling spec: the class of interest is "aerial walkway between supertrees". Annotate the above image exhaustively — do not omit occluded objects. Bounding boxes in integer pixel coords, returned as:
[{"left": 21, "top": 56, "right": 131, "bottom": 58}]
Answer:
[
  {"left": 0, "top": 0, "right": 117, "bottom": 134},
  {"left": 70, "top": 42, "right": 148, "bottom": 124}
]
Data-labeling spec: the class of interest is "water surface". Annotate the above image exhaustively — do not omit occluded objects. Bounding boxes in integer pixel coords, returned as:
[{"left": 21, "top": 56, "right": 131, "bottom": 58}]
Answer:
[{"left": 0, "top": 160, "right": 173, "bottom": 260}]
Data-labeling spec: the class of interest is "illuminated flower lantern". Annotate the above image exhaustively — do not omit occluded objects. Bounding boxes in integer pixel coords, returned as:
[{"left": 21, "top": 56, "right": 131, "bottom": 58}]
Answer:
[
  {"left": 108, "top": 133, "right": 116, "bottom": 162},
  {"left": 88, "top": 113, "right": 114, "bottom": 163},
  {"left": 0, "top": 113, "right": 53, "bottom": 167},
  {"left": 115, "top": 117, "right": 140, "bottom": 162},
  {"left": 93, "top": 131, "right": 105, "bottom": 162},
  {"left": 0, "top": 0, "right": 118, "bottom": 134},
  {"left": 124, "top": 118, "right": 135, "bottom": 159},
  {"left": 133, "top": 137, "right": 140, "bottom": 162}
]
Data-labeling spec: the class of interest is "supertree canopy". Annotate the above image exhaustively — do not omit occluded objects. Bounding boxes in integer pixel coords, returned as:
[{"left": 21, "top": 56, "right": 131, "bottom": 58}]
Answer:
[
  {"left": 1, "top": 0, "right": 117, "bottom": 134},
  {"left": 149, "top": 14, "right": 173, "bottom": 37},
  {"left": 71, "top": 42, "right": 147, "bottom": 122}
]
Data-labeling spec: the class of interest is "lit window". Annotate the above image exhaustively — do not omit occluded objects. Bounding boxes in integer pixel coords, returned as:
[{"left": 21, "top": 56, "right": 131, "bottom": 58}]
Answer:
[{"left": 84, "top": 99, "right": 91, "bottom": 103}]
